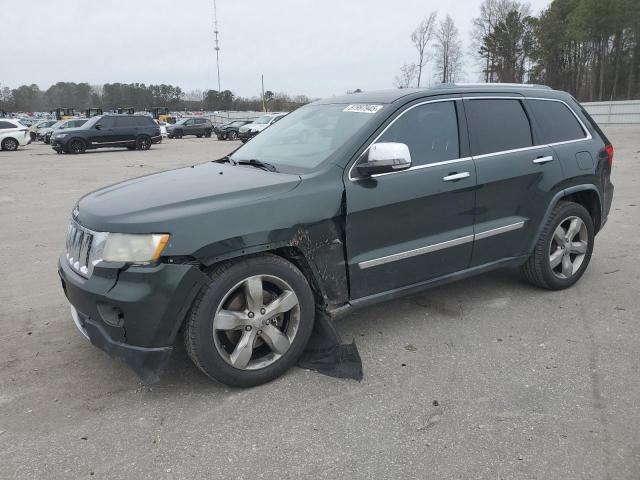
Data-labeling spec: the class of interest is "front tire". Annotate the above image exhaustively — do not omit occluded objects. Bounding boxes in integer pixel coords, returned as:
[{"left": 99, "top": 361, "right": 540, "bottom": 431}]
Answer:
[
  {"left": 521, "top": 201, "right": 594, "bottom": 290},
  {"left": 67, "top": 139, "right": 86, "bottom": 154},
  {"left": 184, "top": 254, "right": 315, "bottom": 387},
  {"left": 1, "top": 137, "right": 19, "bottom": 151},
  {"left": 228, "top": 131, "right": 237, "bottom": 141},
  {"left": 204, "top": 128, "right": 212, "bottom": 138}
]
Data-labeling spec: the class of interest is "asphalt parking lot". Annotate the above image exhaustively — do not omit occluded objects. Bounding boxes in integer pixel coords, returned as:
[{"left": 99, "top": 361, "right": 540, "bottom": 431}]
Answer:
[{"left": 1, "top": 128, "right": 639, "bottom": 479}]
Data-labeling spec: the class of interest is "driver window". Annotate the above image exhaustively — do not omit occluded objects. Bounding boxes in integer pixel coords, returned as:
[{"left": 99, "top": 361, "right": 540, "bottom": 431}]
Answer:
[{"left": 376, "top": 101, "right": 459, "bottom": 167}]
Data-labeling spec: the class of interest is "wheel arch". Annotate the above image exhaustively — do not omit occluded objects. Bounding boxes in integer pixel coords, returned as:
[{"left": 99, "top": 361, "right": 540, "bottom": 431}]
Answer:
[
  {"left": 528, "top": 184, "right": 602, "bottom": 254},
  {"left": 195, "top": 244, "right": 336, "bottom": 310}
]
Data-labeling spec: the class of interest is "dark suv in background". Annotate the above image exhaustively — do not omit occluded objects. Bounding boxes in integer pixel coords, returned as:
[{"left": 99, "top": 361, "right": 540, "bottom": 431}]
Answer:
[
  {"left": 167, "top": 117, "right": 213, "bottom": 139},
  {"left": 59, "top": 84, "right": 614, "bottom": 387},
  {"left": 215, "top": 120, "right": 252, "bottom": 140},
  {"left": 51, "top": 114, "right": 161, "bottom": 154}
]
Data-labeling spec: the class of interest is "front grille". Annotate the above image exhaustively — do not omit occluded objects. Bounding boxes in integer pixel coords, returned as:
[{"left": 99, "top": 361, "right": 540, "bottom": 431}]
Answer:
[{"left": 65, "top": 221, "right": 95, "bottom": 277}]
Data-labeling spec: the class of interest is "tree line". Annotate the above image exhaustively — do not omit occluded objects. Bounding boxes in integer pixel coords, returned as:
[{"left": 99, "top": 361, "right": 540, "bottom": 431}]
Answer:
[
  {"left": 0, "top": 82, "right": 312, "bottom": 113},
  {"left": 396, "top": 0, "right": 640, "bottom": 101}
]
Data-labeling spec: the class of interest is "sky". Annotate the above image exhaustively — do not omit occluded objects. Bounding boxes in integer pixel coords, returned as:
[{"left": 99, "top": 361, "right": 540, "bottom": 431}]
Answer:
[{"left": 3, "top": 0, "right": 552, "bottom": 99}]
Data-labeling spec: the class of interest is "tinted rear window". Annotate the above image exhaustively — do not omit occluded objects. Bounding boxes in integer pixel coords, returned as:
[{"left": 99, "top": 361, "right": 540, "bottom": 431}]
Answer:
[
  {"left": 465, "top": 99, "right": 532, "bottom": 156},
  {"left": 528, "top": 99, "right": 586, "bottom": 144},
  {"left": 134, "top": 116, "right": 152, "bottom": 127},
  {"left": 0, "top": 121, "right": 16, "bottom": 129},
  {"left": 115, "top": 116, "right": 135, "bottom": 127}
]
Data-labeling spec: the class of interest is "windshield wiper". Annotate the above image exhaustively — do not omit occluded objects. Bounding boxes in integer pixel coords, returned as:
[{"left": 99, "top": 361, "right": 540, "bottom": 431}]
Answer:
[
  {"left": 236, "top": 159, "right": 278, "bottom": 172},
  {"left": 214, "top": 155, "right": 237, "bottom": 165}
]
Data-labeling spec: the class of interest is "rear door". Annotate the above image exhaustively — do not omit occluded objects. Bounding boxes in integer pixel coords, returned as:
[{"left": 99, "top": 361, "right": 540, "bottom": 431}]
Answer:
[
  {"left": 114, "top": 116, "right": 136, "bottom": 145},
  {"left": 345, "top": 98, "right": 477, "bottom": 299},
  {"left": 463, "top": 96, "right": 562, "bottom": 266}
]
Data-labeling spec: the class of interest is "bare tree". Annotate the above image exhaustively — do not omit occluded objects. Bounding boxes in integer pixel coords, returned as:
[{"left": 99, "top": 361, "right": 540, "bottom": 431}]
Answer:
[
  {"left": 411, "top": 12, "right": 438, "bottom": 87},
  {"left": 434, "top": 15, "right": 463, "bottom": 83},
  {"left": 394, "top": 63, "right": 418, "bottom": 89}
]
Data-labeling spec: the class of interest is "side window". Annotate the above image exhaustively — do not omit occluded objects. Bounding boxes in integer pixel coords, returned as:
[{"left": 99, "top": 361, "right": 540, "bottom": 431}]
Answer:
[
  {"left": 134, "top": 116, "right": 150, "bottom": 127},
  {"left": 375, "top": 101, "right": 459, "bottom": 167},
  {"left": 0, "top": 121, "right": 15, "bottom": 129},
  {"left": 99, "top": 116, "right": 115, "bottom": 128},
  {"left": 115, "top": 116, "right": 135, "bottom": 128},
  {"left": 528, "top": 99, "right": 586, "bottom": 144},
  {"left": 465, "top": 99, "right": 532, "bottom": 156}
]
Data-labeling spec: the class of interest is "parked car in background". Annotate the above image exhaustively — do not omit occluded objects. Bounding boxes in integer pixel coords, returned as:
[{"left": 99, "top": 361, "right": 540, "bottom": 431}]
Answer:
[
  {"left": 58, "top": 84, "right": 614, "bottom": 387},
  {"left": 43, "top": 118, "right": 88, "bottom": 144},
  {"left": 166, "top": 117, "right": 213, "bottom": 139},
  {"left": 156, "top": 120, "right": 168, "bottom": 140},
  {"left": 238, "top": 113, "right": 287, "bottom": 142},
  {"left": 0, "top": 119, "right": 31, "bottom": 151},
  {"left": 30, "top": 120, "right": 58, "bottom": 141},
  {"left": 216, "top": 120, "right": 252, "bottom": 140},
  {"left": 51, "top": 114, "right": 161, "bottom": 154}
]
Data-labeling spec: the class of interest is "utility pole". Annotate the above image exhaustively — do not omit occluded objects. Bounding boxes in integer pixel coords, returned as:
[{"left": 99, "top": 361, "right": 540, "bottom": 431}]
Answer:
[
  {"left": 261, "top": 74, "right": 266, "bottom": 112},
  {"left": 213, "top": 0, "right": 221, "bottom": 92}
]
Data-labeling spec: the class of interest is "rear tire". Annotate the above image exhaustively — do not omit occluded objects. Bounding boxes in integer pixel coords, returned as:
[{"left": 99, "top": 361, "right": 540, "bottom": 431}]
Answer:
[
  {"left": 204, "top": 128, "right": 212, "bottom": 138},
  {"left": 135, "top": 135, "right": 151, "bottom": 150},
  {"left": 1, "top": 137, "right": 19, "bottom": 151},
  {"left": 521, "top": 201, "right": 594, "bottom": 290},
  {"left": 184, "top": 254, "right": 315, "bottom": 387}
]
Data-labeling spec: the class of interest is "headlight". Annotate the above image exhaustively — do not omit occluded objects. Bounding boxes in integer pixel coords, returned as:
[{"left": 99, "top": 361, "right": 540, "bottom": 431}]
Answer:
[
  {"left": 102, "top": 233, "right": 170, "bottom": 263},
  {"left": 56, "top": 133, "right": 68, "bottom": 138}
]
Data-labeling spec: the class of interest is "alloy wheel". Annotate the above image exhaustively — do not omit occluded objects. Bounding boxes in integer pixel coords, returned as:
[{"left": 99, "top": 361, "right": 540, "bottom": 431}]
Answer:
[
  {"left": 549, "top": 216, "right": 588, "bottom": 279},
  {"left": 213, "top": 275, "right": 300, "bottom": 370},
  {"left": 137, "top": 137, "right": 151, "bottom": 150},
  {"left": 3, "top": 138, "right": 18, "bottom": 151}
]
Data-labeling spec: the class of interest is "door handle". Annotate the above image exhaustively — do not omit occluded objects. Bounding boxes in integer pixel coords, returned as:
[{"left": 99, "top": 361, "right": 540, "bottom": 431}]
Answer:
[
  {"left": 533, "top": 155, "right": 554, "bottom": 164},
  {"left": 442, "top": 172, "right": 470, "bottom": 182}
]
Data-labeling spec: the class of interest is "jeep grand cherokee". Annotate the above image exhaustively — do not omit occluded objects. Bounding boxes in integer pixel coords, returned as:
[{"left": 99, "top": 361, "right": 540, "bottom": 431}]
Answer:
[{"left": 59, "top": 84, "right": 614, "bottom": 387}]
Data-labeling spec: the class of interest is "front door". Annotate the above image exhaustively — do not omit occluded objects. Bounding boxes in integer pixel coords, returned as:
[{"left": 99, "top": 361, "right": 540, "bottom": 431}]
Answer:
[
  {"left": 345, "top": 99, "right": 477, "bottom": 299},
  {"left": 88, "top": 115, "right": 116, "bottom": 145},
  {"left": 463, "top": 97, "right": 564, "bottom": 266}
]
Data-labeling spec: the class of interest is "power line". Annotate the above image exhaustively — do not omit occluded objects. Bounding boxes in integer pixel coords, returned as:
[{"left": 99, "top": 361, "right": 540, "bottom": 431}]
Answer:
[{"left": 213, "top": 0, "right": 221, "bottom": 92}]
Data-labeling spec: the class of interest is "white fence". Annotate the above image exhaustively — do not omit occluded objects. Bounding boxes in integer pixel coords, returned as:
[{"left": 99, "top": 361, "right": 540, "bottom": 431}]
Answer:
[{"left": 581, "top": 100, "right": 640, "bottom": 125}]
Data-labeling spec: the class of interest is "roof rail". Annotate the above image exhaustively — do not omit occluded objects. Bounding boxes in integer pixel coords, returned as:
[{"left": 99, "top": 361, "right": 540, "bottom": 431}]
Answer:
[{"left": 433, "top": 82, "right": 552, "bottom": 90}]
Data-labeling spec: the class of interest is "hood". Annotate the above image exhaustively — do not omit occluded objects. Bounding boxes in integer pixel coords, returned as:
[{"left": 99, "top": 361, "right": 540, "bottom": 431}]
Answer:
[
  {"left": 239, "top": 124, "right": 252, "bottom": 133},
  {"left": 76, "top": 162, "right": 301, "bottom": 232},
  {"left": 251, "top": 124, "right": 268, "bottom": 132}
]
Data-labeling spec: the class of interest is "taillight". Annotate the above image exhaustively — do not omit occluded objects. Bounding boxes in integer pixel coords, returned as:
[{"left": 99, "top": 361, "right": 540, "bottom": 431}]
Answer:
[{"left": 604, "top": 144, "right": 614, "bottom": 168}]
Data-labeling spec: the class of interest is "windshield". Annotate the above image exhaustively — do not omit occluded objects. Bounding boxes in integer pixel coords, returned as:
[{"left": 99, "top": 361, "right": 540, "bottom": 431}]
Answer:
[
  {"left": 82, "top": 116, "right": 101, "bottom": 128},
  {"left": 50, "top": 120, "right": 65, "bottom": 129},
  {"left": 175, "top": 118, "right": 189, "bottom": 125},
  {"left": 230, "top": 103, "right": 383, "bottom": 173},
  {"left": 253, "top": 115, "right": 273, "bottom": 125}
]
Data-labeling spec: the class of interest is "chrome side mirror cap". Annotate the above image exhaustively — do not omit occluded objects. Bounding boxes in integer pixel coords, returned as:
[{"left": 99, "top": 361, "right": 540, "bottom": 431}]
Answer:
[{"left": 356, "top": 142, "right": 412, "bottom": 177}]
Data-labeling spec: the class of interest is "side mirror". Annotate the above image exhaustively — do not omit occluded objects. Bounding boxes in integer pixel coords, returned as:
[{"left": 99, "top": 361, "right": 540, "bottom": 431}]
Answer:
[
  {"left": 95, "top": 124, "right": 102, "bottom": 130},
  {"left": 356, "top": 142, "right": 412, "bottom": 177}
]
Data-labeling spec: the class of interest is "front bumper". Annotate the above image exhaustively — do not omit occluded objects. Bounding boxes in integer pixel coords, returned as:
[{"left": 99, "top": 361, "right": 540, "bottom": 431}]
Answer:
[
  {"left": 237, "top": 130, "right": 256, "bottom": 141},
  {"left": 58, "top": 256, "right": 208, "bottom": 382}
]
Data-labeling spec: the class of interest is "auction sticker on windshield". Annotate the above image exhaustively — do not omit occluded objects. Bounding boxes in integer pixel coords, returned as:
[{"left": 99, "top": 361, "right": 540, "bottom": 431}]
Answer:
[{"left": 343, "top": 104, "right": 383, "bottom": 114}]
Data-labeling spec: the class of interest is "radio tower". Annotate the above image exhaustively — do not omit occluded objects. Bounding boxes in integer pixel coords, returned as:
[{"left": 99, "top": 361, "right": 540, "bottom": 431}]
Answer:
[{"left": 213, "top": 0, "right": 221, "bottom": 92}]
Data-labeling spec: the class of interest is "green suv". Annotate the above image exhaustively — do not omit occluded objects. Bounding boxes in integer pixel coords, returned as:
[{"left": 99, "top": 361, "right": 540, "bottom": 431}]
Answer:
[{"left": 58, "top": 84, "right": 614, "bottom": 387}]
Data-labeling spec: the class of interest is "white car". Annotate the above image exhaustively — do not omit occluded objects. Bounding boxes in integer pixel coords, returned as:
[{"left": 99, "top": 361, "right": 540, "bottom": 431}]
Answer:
[
  {"left": 0, "top": 119, "right": 31, "bottom": 151},
  {"left": 156, "top": 120, "right": 168, "bottom": 139}
]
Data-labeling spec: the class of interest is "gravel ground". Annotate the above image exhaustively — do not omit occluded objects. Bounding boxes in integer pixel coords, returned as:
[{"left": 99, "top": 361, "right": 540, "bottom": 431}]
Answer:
[{"left": 0, "top": 128, "right": 638, "bottom": 479}]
